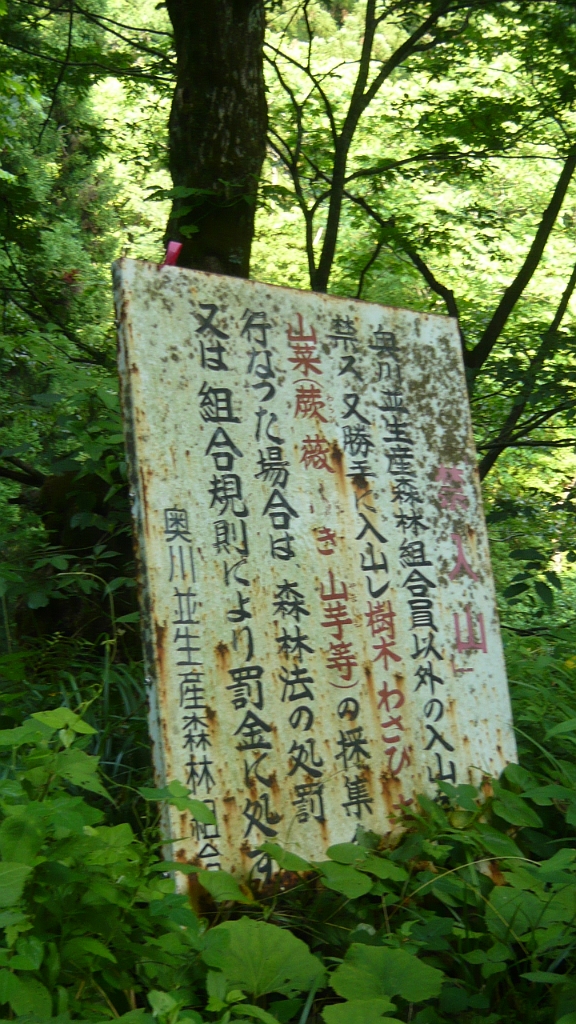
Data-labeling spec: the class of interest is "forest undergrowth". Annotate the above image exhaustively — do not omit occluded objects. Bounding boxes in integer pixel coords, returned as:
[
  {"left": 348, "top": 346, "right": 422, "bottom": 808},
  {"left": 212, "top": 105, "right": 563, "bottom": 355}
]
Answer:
[{"left": 1, "top": 620, "right": 576, "bottom": 1024}]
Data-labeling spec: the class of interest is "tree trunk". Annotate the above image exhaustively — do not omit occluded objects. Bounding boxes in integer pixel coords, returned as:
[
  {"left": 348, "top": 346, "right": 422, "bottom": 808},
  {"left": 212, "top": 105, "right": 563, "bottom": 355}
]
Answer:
[{"left": 165, "top": 0, "right": 267, "bottom": 278}]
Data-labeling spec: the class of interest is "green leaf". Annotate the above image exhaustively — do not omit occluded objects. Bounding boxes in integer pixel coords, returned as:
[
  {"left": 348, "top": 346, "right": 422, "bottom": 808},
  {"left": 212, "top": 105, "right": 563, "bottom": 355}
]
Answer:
[
  {"left": 268, "top": 998, "right": 303, "bottom": 1023},
  {"left": 0, "top": 863, "right": 32, "bottom": 907},
  {"left": 235, "top": 1004, "right": 286, "bottom": 1024},
  {"left": 202, "top": 918, "right": 325, "bottom": 998},
  {"left": 0, "top": 719, "right": 52, "bottom": 747},
  {"left": 475, "top": 824, "right": 523, "bottom": 859},
  {"left": 315, "top": 861, "right": 373, "bottom": 898},
  {"left": 544, "top": 570, "right": 562, "bottom": 590},
  {"left": 116, "top": 612, "right": 141, "bottom": 623},
  {"left": 539, "top": 848, "right": 576, "bottom": 872},
  {"left": 326, "top": 843, "right": 367, "bottom": 865},
  {"left": 523, "top": 784, "right": 575, "bottom": 805},
  {"left": 492, "top": 787, "right": 543, "bottom": 828},
  {"left": 10, "top": 935, "right": 44, "bottom": 971},
  {"left": 32, "top": 707, "right": 96, "bottom": 734},
  {"left": 139, "top": 781, "right": 216, "bottom": 821},
  {"left": 503, "top": 764, "right": 535, "bottom": 791},
  {"left": 51, "top": 747, "right": 109, "bottom": 797},
  {"left": 187, "top": 800, "right": 217, "bottom": 824},
  {"left": 323, "top": 999, "right": 401, "bottom": 1024},
  {"left": 61, "top": 936, "right": 117, "bottom": 963},
  {"left": 521, "top": 971, "right": 565, "bottom": 984},
  {"left": 197, "top": 869, "right": 254, "bottom": 904},
  {"left": 0, "top": 969, "right": 18, "bottom": 1005},
  {"left": 0, "top": 815, "right": 44, "bottom": 865},
  {"left": 544, "top": 718, "right": 576, "bottom": 741},
  {"left": 486, "top": 888, "right": 543, "bottom": 941},
  {"left": 534, "top": 581, "right": 553, "bottom": 606},
  {"left": 557, "top": 1014, "right": 576, "bottom": 1024},
  {"left": 331, "top": 945, "right": 444, "bottom": 1003},
  {"left": 260, "top": 843, "right": 311, "bottom": 872},
  {"left": 358, "top": 854, "right": 408, "bottom": 882},
  {"left": 504, "top": 582, "right": 529, "bottom": 598},
  {"left": 8, "top": 975, "right": 52, "bottom": 1019},
  {"left": 148, "top": 990, "right": 179, "bottom": 1016}
]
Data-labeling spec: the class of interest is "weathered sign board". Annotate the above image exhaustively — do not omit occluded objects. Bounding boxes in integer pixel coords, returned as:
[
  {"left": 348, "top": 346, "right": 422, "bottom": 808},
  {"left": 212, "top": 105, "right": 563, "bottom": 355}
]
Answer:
[{"left": 113, "top": 257, "right": 516, "bottom": 879}]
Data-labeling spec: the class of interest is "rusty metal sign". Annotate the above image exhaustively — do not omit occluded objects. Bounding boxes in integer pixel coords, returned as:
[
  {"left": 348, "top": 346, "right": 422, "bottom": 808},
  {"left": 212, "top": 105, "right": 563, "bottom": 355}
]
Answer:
[{"left": 113, "top": 258, "right": 516, "bottom": 879}]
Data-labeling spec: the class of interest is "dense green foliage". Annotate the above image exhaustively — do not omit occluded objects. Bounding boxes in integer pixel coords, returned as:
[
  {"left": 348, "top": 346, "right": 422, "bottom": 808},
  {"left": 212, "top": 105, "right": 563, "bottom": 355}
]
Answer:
[
  {"left": 1, "top": 1, "right": 576, "bottom": 1023},
  {"left": 3, "top": 689, "right": 576, "bottom": 1024}
]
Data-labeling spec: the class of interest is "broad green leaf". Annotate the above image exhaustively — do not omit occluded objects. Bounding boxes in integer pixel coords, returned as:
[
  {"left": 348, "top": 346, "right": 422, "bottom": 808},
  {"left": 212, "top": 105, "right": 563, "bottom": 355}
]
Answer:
[
  {"left": 0, "top": 863, "right": 32, "bottom": 907},
  {"left": 475, "top": 824, "right": 523, "bottom": 859},
  {"left": 0, "top": 910, "right": 27, "bottom": 929},
  {"left": 503, "top": 764, "right": 535, "bottom": 791},
  {"left": 323, "top": 999, "right": 401, "bottom": 1024},
  {"left": 10, "top": 935, "right": 43, "bottom": 970},
  {"left": 8, "top": 974, "right": 52, "bottom": 1019},
  {"left": 539, "top": 849, "right": 576, "bottom": 872},
  {"left": 316, "top": 861, "right": 373, "bottom": 898},
  {"left": 61, "top": 936, "right": 117, "bottom": 963},
  {"left": 521, "top": 971, "right": 565, "bottom": 984},
  {"left": 509, "top": 548, "right": 546, "bottom": 561},
  {"left": 463, "top": 941, "right": 510, "bottom": 965},
  {"left": 492, "top": 787, "right": 543, "bottom": 828},
  {"left": 534, "top": 581, "right": 553, "bottom": 606},
  {"left": 557, "top": 1015, "right": 576, "bottom": 1024},
  {"left": 0, "top": 720, "right": 52, "bottom": 748},
  {"left": 53, "top": 747, "right": 109, "bottom": 798},
  {"left": 235, "top": 1004, "right": 286, "bottom": 1024},
  {"left": 504, "top": 582, "right": 529, "bottom": 598},
  {"left": 0, "top": 815, "right": 44, "bottom": 864},
  {"left": 357, "top": 855, "right": 408, "bottom": 882},
  {"left": 267, "top": 998, "right": 303, "bottom": 1023},
  {"left": 523, "top": 784, "right": 575, "bottom": 805},
  {"left": 326, "top": 843, "right": 367, "bottom": 865},
  {"left": 486, "top": 887, "right": 544, "bottom": 941},
  {"left": 331, "top": 945, "right": 443, "bottom": 1002},
  {"left": 32, "top": 708, "right": 96, "bottom": 734},
  {"left": 198, "top": 869, "right": 254, "bottom": 904},
  {"left": 206, "top": 968, "right": 228, "bottom": 1009},
  {"left": 260, "top": 843, "right": 311, "bottom": 872},
  {"left": 187, "top": 800, "right": 217, "bottom": 824},
  {"left": 202, "top": 918, "right": 325, "bottom": 998},
  {"left": 0, "top": 968, "right": 18, "bottom": 1005},
  {"left": 148, "top": 990, "right": 179, "bottom": 1016},
  {"left": 139, "top": 781, "right": 216, "bottom": 821}
]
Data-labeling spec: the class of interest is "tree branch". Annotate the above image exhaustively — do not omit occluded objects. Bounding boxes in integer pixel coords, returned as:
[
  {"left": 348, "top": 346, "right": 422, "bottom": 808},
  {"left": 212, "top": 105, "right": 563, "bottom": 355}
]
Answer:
[
  {"left": 468, "top": 149, "right": 576, "bottom": 372},
  {"left": 38, "top": 0, "right": 73, "bottom": 143},
  {"left": 342, "top": 188, "right": 467, "bottom": 347},
  {"left": 356, "top": 236, "right": 385, "bottom": 299},
  {"left": 313, "top": 0, "right": 454, "bottom": 291},
  {"left": 0, "top": 465, "right": 43, "bottom": 487},
  {"left": 2, "top": 457, "right": 46, "bottom": 485},
  {"left": 478, "top": 261, "right": 576, "bottom": 477}
]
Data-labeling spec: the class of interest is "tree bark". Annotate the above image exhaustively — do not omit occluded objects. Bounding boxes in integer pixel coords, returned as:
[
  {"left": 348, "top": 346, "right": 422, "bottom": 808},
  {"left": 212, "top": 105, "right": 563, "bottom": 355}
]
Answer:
[{"left": 165, "top": 0, "right": 267, "bottom": 278}]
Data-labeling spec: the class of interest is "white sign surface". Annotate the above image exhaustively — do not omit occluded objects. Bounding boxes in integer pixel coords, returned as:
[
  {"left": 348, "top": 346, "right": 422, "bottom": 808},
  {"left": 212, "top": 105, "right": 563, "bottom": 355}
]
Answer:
[{"left": 114, "top": 258, "right": 516, "bottom": 879}]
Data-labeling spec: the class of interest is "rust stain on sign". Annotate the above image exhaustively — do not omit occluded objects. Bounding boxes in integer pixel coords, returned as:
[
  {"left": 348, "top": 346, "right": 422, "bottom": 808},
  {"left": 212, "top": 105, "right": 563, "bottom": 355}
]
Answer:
[{"left": 113, "top": 258, "right": 516, "bottom": 880}]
